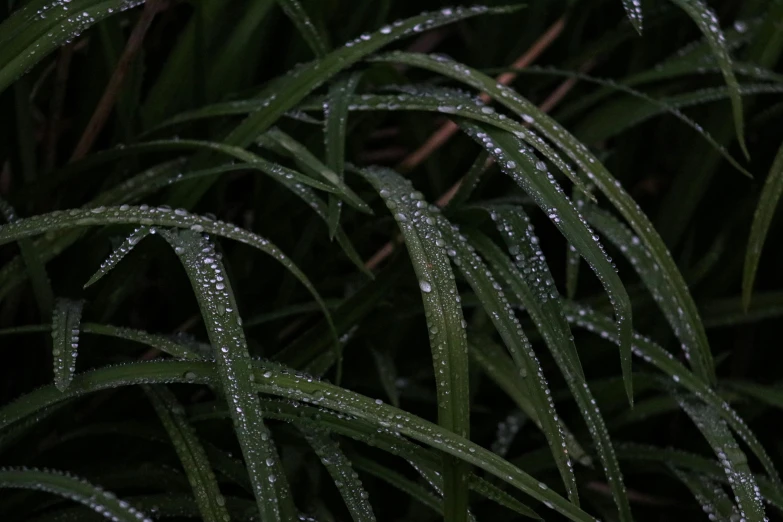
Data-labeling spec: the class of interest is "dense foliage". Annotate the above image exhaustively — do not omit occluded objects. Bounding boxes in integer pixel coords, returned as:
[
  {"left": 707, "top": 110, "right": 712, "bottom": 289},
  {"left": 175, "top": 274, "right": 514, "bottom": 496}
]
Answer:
[{"left": 1, "top": 0, "right": 783, "bottom": 521}]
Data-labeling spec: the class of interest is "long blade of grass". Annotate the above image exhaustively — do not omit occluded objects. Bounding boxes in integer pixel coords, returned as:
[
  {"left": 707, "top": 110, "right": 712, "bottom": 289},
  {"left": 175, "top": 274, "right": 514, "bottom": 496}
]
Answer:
[
  {"left": 0, "top": 197, "right": 54, "bottom": 316},
  {"left": 377, "top": 51, "right": 716, "bottom": 386},
  {"left": 51, "top": 298, "right": 84, "bottom": 392},
  {"left": 354, "top": 166, "right": 471, "bottom": 522},
  {"left": 469, "top": 207, "right": 632, "bottom": 521},
  {"left": 0, "top": 467, "right": 151, "bottom": 522},
  {"left": 743, "top": 139, "right": 783, "bottom": 309},
  {"left": 158, "top": 229, "right": 296, "bottom": 521},
  {"left": 621, "top": 0, "right": 643, "bottom": 34},
  {"left": 84, "top": 226, "right": 152, "bottom": 288},
  {"left": 300, "top": 428, "right": 376, "bottom": 521},
  {"left": 672, "top": 467, "right": 741, "bottom": 521},
  {"left": 675, "top": 395, "right": 766, "bottom": 521},
  {"left": 276, "top": 0, "right": 329, "bottom": 57},
  {"left": 0, "top": 360, "right": 595, "bottom": 521},
  {"left": 461, "top": 122, "right": 635, "bottom": 404},
  {"left": 143, "top": 385, "right": 231, "bottom": 522},
  {"left": 324, "top": 72, "right": 362, "bottom": 237},
  {"left": 432, "top": 215, "right": 579, "bottom": 501},
  {"left": 564, "top": 303, "right": 781, "bottom": 485},
  {"left": 668, "top": 0, "right": 749, "bottom": 158}
]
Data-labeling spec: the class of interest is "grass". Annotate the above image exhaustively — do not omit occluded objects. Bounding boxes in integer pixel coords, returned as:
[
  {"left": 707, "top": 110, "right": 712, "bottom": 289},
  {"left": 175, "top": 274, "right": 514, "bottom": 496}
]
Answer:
[{"left": 0, "top": 0, "right": 783, "bottom": 521}]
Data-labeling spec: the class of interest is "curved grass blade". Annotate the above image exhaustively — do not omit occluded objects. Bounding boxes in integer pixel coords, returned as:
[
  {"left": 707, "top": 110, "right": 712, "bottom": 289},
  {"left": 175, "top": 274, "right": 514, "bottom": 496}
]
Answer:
[
  {"left": 0, "top": 467, "right": 152, "bottom": 522},
  {"left": 621, "top": 0, "right": 643, "bottom": 34},
  {"left": 159, "top": 229, "right": 296, "bottom": 522},
  {"left": 743, "top": 139, "right": 783, "bottom": 310},
  {"left": 675, "top": 395, "right": 766, "bottom": 521},
  {"left": 0, "top": 360, "right": 594, "bottom": 522},
  {"left": 260, "top": 128, "right": 371, "bottom": 213},
  {"left": 616, "top": 444, "right": 783, "bottom": 512},
  {"left": 301, "top": 428, "right": 376, "bottom": 521},
  {"left": 0, "top": 0, "right": 142, "bottom": 95},
  {"left": 461, "top": 122, "right": 635, "bottom": 404},
  {"left": 433, "top": 216, "right": 579, "bottom": 501},
  {"left": 377, "top": 51, "right": 717, "bottom": 386},
  {"left": 668, "top": 0, "right": 749, "bottom": 158},
  {"left": 277, "top": 0, "right": 329, "bottom": 57},
  {"left": 583, "top": 205, "right": 709, "bottom": 378},
  {"left": 84, "top": 226, "right": 152, "bottom": 288},
  {"left": 325, "top": 73, "right": 363, "bottom": 237},
  {"left": 51, "top": 299, "right": 84, "bottom": 392},
  {"left": 672, "top": 468, "right": 740, "bottom": 521},
  {"left": 564, "top": 303, "right": 781, "bottom": 485},
  {"left": 221, "top": 5, "right": 521, "bottom": 150},
  {"left": 0, "top": 205, "right": 337, "bottom": 353},
  {"left": 470, "top": 207, "right": 632, "bottom": 521},
  {"left": 354, "top": 166, "right": 471, "bottom": 522},
  {"left": 566, "top": 187, "right": 589, "bottom": 299},
  {"left": 0, "top": 197, "right": 53, "bottom": 316},
  {"left": 143, "top": 385, "right": 231, "bottom": 522},
  {"left": 351, "top": 454, "right": 443, "bottom": 515}
]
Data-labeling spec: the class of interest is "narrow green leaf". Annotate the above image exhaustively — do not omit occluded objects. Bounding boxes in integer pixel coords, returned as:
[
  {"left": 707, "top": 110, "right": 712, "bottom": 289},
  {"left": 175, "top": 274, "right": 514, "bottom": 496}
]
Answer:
[
  {"left": 325, "top": 73, "right": 362, "bottom": 237},
  {"left": 461, "top": 122, "right": 635, "bottom": 404},
  {"left": 276, "top": 0, "right": 329, "bottom": 57},
  {"left": 565, "top": 187, "right": 588, "bottom": 299},
  {"left": 159, "top": 229, "right": 296, "bottom": 522},
  {"left": 351, "top": 454, "right": 443, "bottom": 515},
  {"left": 582, "top": 205, "right": 709, "bottom": 380},
  {"left": 668, "top": 0, "right": 749, "bottom": 158},
  {"left": 143, "top": 385, "right": 231, "bottom": 522},
  {"left": 301, "top": 428, "right": 376, "bottom": 521},
  {"left": 376, "top": 51, "right": 717, "bottom": 386},
  {"left": 470, "top": 207, "right": 632, "bottom": 521},
  {"left": 0, "top": 467, "right": 151, "bottom": 522},
  {"left": 0, "top": 360, "right": 594, "bottom": 522},
  {"left": 0, "top": 197, "right": 54, "bottom": 316},
  {"left": 355, "top": 166, "right": 471, "bottom": 522},
  {"left": 84, "top": 226, "right": 152, "bottom": 288},
  {"left": 564, "top": 303, "right": 781, "bottom": 485},
  {"left": 51, "top": 299, "right": 84, "bottom": 392},
  {"left": 743, "top": 139, "right": 783, "bottom": 309},
  {"left": 672, "top": 467, "right": 740, "bottom": 521},
  {"left": 676, "top": 396, "right": 766, "bottom": 521},
  {"left": 621, "top": 0, "right": 643, "bottom": 34},
  {"left": 261, "top": 127, "right": 372, "bottom": 213}
]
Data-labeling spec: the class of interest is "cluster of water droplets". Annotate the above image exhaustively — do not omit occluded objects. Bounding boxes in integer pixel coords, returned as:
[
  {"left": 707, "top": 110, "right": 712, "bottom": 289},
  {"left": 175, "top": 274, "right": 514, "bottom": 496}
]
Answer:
[
  {"left": 491, "top": 410, "right": 525, "bottom": 457},
  {"left": 0, "top": 467, "right": 153, "bottom": 522},
  {"left": 51, "top": 298, "right": 84, "bottom": 392}
]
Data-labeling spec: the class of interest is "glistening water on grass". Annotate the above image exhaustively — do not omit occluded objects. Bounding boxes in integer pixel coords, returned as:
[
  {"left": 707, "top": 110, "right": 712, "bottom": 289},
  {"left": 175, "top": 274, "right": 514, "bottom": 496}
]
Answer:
[{"left": 1, "top": 1, "right": 783, "bottom": 521}]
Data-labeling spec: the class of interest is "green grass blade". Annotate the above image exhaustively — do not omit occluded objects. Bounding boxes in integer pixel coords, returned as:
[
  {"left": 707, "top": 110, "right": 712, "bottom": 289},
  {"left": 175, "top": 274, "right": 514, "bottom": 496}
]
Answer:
[
  {"left": 672, "top": 468, "right": 741, "bottom": 521},
  {"left": 276, "top": 0, "right": 329, "bottom": 58},
  {"left": 301, "top": 428, "right": 376, "bottom": 521},
  {"left": 143, "top": 385, "right": 231, "bottom": 522},
  {"left": 676, "top": 395, "right": 766, "bottom": 521},
  {"left": 350, "top": 454, "right": 443, "bottom": 515},
  {"left": 444, "top": 151, "right": 492, "bottom": 211},
  {"left": 260, "top": 127, "right": 372, "bottom": 213},
  {"left": 355, "top": 166, "right": 471, "bottom": 522},
  {"left": 158, "top": 229, "right": 295, "bottom": 521},
  {"left": 0, "top": 467, "right": 151, "bottom": 522},
  {"left": 0, "top": 360, "right": 594, "bottom": 521},
  {"left": 433, "top": 216, "right": 579, "bottom": 502},
  {"left": 221, "top": 5, "right": 521, "bottom": 150},
  {"left": 743, "top": 139, "right": 783, "bottom": 309},
  {"left": 564, "top": 303, "right": 781, "bottom": 485},
  {"left": 470, "top": 207, "right": 632, "bottom": 521},
  {"left": 370, "top": 348, "right": 400, "bottom": 408},
  {"left": 325, "top": 72, "right": 362, "bottom": 237},
  {"left": 0, "top": 0, "right": 138, "bottom": 95},
  {"left": 668, "top": 0, "right": 749, "bottom": 158},
  {"left": 51, "top": 298, "right": 84, "bottom": 392},
  {"left": 621, "top": 0, "right": 643, "bottom": 34},
  {"left": 583, "top": 205, "right": 710, "bottom": 379},
  {"left": 565, "top": 188, "right": 588, "bottom": 299},
  {"left": 376, "top": 51, "right": 717, "bottom": 387},
  {"left": 461, "top": 122, "right": 635, "bottom": 404},
  {"left": 0, "top": 197, "right": 54, "bottom": 317},
  {"left": 84, "top": 226, "right": 152, "bottom": 288}
]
